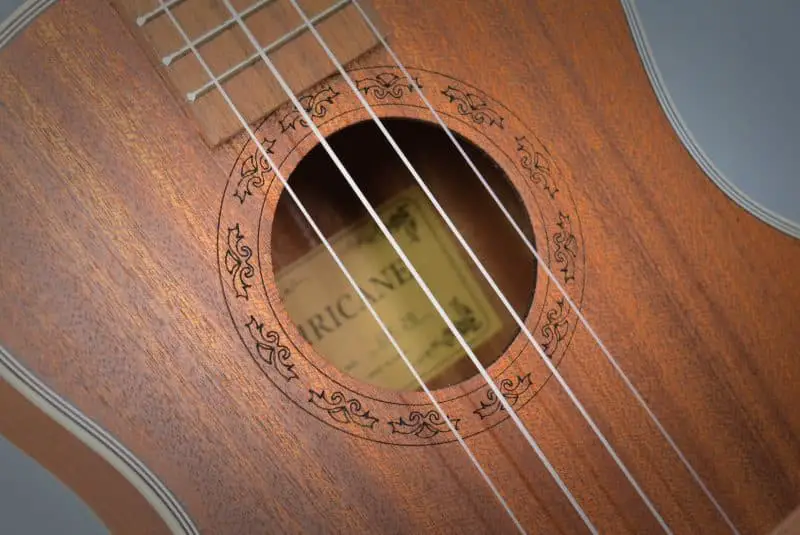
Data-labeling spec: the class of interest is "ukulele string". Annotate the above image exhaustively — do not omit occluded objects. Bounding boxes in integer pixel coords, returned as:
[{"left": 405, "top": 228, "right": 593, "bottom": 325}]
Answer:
[
  {"left": 213, "top": 0, "right": 602, "bottom": 531},
  {"left": 345, "top": 2, "right": 738, "bottom": 533},
  {"left": 157, "top": 2, "right": 541, "bottom": 534},
  {"left": 282, "top": 0, "right": 672, "bottom": 532}
]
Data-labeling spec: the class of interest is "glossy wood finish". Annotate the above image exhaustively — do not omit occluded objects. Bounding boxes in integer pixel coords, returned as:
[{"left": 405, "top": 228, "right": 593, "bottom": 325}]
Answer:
[{"left": 0, "top": 1, "right": 798, "bottom": 533}]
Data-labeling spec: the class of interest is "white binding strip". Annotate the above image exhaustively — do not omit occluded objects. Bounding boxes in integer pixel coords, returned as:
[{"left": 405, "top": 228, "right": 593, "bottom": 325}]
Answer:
[
  {"left": 0, "top": 345, "right": 198, "bottom": 535},
  {"left": 157, "top": 1, "right": 533, "bottom": 533},
  {"left": 0, "top": 0, "right": 742, "bottom": 531},
  {"left": 162, "top": 0, "right": 278, "bottom": 66},
  {"left": 290, "top": 0, "right": 671, "bottom": 532},
  {"left": 186, "top": 0, "right": 350, "bottom": 102},
  {"left": 350, "top": 0, "right": 738, "bottom": 532},
  {"left": 0, "top": 0, "right": 55, "bottom": 50},
  {"left": 617, "top": 5, "right": 765, "bottom": 528},
  {"left": 621, "top": 0, "right": 800, "bottom": 241}
]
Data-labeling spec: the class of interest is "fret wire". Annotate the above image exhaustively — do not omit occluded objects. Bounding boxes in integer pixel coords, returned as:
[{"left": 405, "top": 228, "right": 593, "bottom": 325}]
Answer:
[
  {"left": 156, "top": 1, "right": 527, "bottom": 533},
  {"left": 186, "top": 0, "right": 350, "bottom": 102},
  {"left": 137, "top": 0, "right": 187, "bottom": 27},
  {"left": 163, "top": 0, "right": 279, "bottom": 66}
]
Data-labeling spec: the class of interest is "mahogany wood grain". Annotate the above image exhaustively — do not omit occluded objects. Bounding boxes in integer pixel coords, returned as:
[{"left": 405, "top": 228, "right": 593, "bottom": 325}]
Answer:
[{"left": 0, "top": 0, "right": 798, "bottom": 533}]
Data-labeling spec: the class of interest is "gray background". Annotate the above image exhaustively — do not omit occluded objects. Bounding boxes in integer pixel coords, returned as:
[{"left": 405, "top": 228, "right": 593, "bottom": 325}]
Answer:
[
  {"left": 635, "top": 0, "right": 800, "bottom": 232},
  {"left": 1, "top": 0, "right": 798, "bottom": 533},
  {"left": 0, "top": 435, "right": 107, "bottom": 534}
]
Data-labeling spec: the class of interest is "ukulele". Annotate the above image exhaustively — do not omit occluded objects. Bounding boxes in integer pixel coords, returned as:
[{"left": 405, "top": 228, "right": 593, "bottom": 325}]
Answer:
[{"left": 1, "top": 0, "right": 798, "bottom": 533}]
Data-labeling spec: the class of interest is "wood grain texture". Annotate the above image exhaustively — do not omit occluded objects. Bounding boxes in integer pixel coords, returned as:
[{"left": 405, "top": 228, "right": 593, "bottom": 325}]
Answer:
[{"left": 0, "top": 1, "right": 798, "bottom": 533}]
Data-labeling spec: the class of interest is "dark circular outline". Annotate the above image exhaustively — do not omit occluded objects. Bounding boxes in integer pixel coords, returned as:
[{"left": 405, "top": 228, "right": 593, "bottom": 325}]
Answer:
[
  {"left": 217, "top": 66, "right": 587, "bottom": 444},
  {"left": 256, "top": 106, "right": 550, "bottom": 404}
]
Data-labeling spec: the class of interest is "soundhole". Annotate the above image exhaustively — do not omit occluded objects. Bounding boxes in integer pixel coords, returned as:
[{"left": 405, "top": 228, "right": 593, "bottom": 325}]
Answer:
[{"left": 271, "top": 118, "right": 536, "bottom": 391}]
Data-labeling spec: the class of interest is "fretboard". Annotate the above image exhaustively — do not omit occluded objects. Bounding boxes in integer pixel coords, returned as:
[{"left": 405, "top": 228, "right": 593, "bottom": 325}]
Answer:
[{"left": 113, "top": 0, "right": 385, "bottom": 146}]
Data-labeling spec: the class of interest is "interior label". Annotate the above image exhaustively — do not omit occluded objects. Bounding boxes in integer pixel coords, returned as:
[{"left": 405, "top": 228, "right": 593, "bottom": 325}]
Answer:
[{"left": 276, "top": 187, "right": 502, "bottom": 390}]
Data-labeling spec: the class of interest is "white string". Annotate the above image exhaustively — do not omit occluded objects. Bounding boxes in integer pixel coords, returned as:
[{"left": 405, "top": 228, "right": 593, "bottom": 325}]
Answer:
[
  {"left": 349, "top": 2, "right": 739, "bottom": 534},
  {"left": 156, "top": 1, "right": 530, "bottom": 533},
  {"left": 215, "top": 0, "right": 599, "bottom": 532},
  {"left": 187, "top": 0, "right": 351, "bottom": 102},
  {"left": 162, "top": 0, "right": 278, "bottom": 66},
  {"left": 284, "top": 0, "right": 671, "bottom": 532},
  {"left": 137, "top": 0, "right": 185, "bottom": 26}
]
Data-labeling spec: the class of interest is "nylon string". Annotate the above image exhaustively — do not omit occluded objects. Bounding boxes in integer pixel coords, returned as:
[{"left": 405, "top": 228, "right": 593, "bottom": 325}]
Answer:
[
  {"left": 281, "top": 0, "right": 677, "bottom": 532},
  {"left": 159, "top": 0, "right": 738, "bottom": 531},
  {"left": 157, "top": 1, "right": 550, "bottom": 533},
  {"left": 345, "top": 2, "right": 738, "bottom": 533},
  {"left": 214, "top": 0, "right": 605, "bottom": 532}
]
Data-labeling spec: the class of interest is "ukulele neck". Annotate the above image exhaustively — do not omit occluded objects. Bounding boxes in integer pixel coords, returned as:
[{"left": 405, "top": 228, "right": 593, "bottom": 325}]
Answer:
[{"left": 112, "top": 0, "right": 385, "bottom": 146}]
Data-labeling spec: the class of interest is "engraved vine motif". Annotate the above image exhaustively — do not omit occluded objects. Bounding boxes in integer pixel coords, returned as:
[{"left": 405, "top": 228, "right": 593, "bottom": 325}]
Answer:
[
  {"left": 244, "top": 316, "right": 297, "bottom": 381},
  {"left": 442, "top": 85, "right": 504, "bottom": 128},
  {"left": 541, "top": 299, "right": 568, "bottom": 357},
  {"left": 356, "top": 72, "right": 420, "bottom": 99},
  {"left": 388, "top": 410, "right": 459, "bottom": 439},
  {"left": 516, "top": 136, "right": 558, "bottom": 199},
  {"left": 474, "top": 374, "right": 533, "bottom": 419},
  {"left": 553, "top": 212, "right": 577, "bottom": 283},
  {"left": 308, "top": 390, "right": 379, "bottom": 429},
  {"left": 235, "top": 137, "right": 275, "bottom": 203},
  {"left": 279, "top": 85, "right": 340, "bottom": 132},
  {"left": 224, "top": 224, "right": 254, "bottom": 299}
]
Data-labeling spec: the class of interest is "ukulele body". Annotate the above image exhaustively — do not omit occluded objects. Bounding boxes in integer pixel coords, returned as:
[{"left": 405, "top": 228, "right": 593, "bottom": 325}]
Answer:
[{"left": 0, "top": 1, "right": 798, "bottom": 533}]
